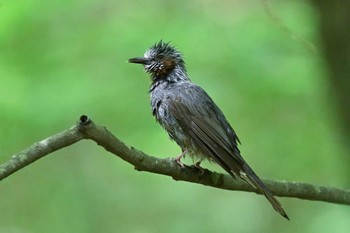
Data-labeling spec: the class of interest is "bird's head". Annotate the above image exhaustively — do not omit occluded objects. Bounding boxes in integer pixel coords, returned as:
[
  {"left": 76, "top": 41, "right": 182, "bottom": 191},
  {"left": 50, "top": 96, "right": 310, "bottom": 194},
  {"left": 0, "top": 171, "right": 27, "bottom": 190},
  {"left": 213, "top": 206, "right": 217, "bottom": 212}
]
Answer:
[{"left": 129, "top": 41, "right": 186, "bottom": 81}]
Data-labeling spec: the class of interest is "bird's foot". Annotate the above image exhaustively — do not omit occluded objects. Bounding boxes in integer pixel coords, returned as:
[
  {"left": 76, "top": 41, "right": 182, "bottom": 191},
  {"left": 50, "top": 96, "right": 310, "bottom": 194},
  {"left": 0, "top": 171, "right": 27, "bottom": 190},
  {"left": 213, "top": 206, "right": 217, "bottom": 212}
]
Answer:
[
  {"left": 191, "top": 161, "right": 205, "bottom": 175},
  {"left": 173, "top": 149, "right": 187, "bottom": 169},
  {"left": 175, "top": 158, "right": 185, "bottom": 169}
]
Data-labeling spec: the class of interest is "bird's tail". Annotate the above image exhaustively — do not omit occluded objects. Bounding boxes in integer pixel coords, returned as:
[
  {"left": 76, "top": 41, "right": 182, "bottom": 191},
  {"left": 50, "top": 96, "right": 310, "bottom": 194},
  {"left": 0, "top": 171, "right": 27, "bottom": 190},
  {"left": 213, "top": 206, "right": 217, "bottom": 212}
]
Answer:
[{"left": 240, "top": 164, "right": 289, "bottom": 220}]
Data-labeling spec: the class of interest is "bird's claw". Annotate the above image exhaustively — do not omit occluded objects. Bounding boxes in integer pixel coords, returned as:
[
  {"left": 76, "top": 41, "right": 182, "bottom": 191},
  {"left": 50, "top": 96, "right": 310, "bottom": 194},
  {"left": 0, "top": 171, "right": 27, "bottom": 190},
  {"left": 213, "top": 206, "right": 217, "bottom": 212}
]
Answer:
[
  {"left": 173, "top": 149, "right": 187, "bottom": 169},
  {"left": 191, "top": 161, "right": 205, "bottom": 175},
  {"left": 174, "top": 157, "right": 186, "bottom": 169}
]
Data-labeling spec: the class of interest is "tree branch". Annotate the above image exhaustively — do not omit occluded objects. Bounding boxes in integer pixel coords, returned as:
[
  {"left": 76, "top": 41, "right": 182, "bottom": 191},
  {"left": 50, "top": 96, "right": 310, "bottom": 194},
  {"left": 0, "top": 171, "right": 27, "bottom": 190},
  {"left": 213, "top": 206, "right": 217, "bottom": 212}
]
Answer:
[{"left": 1, "top": 115, "right": 349, "bottom": 206}]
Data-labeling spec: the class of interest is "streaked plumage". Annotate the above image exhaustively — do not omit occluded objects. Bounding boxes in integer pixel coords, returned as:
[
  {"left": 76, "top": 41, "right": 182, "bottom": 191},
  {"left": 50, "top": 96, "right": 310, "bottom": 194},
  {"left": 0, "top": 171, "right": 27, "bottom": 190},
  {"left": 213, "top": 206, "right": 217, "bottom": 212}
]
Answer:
[{"left": 129, "top": 41, "right": 289, "bottom": 220}]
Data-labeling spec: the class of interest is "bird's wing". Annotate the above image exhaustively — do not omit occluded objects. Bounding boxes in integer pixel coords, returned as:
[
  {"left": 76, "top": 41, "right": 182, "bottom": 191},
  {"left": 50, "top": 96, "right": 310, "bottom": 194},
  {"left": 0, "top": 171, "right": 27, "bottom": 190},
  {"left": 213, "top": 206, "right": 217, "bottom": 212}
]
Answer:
[
  {"left": 169, "top": 85, "right": 289, "bottom": 219},
  {"left": 168, "top": 85, "right": 245, "bottom": 175}
]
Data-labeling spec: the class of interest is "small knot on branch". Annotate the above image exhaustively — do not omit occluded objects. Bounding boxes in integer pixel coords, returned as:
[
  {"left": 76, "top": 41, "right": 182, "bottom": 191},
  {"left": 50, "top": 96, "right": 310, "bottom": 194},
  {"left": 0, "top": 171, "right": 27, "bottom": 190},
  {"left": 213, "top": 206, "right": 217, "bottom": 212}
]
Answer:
[{"left": 79, "top": 115, "right": 91, "bottom": 126}]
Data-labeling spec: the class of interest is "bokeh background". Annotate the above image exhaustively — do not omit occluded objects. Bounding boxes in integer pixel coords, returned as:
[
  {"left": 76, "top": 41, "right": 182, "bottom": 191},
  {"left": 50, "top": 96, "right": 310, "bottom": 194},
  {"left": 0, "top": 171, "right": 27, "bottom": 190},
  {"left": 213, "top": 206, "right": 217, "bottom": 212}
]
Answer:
[{"left": 1, "top": 0, "right": 349, "bottom": 232}]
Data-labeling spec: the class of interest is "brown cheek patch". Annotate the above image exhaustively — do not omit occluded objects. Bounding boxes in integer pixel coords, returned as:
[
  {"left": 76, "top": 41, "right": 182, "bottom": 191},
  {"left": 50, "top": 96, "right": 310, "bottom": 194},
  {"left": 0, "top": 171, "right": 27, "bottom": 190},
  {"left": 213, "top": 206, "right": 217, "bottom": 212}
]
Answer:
[
  {"left": 163, "top": 58, "right": 176, "bottom": 71},
  {"left": 155, "top": 58, "right": 176, "bottom": 76}
]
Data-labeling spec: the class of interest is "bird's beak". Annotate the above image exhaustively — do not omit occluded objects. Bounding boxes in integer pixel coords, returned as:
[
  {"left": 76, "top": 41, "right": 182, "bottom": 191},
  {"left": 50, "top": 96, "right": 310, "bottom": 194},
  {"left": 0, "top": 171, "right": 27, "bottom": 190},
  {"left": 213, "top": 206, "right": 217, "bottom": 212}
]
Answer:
[{"left": 128, "top": 57, "right": 149, "bottom": 65}]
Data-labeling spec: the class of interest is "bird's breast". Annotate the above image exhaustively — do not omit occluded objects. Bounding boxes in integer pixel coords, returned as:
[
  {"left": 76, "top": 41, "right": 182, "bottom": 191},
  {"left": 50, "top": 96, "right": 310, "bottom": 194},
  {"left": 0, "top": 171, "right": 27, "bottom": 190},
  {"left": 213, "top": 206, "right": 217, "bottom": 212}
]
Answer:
[{"left": 150, "top": 86, "right": 190, "bottom": 147}]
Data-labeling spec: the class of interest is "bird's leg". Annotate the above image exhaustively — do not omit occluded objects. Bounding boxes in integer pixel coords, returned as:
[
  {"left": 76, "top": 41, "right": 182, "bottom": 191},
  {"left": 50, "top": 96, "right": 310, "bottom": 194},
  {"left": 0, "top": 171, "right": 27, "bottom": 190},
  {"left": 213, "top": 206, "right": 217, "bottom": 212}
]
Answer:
[
  {"left": 192, "top": 161, "right": 205, "bottom": 175},
  {"left": 174, "top": 149, "right": 187, "bottom": 169}
]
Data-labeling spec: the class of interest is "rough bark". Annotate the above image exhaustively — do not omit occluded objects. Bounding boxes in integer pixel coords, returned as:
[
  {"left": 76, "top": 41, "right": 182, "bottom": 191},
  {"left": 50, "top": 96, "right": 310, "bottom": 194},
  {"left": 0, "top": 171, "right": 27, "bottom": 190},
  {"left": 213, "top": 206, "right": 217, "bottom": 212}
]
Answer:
[{"left": 1, "top": 116, "right": 349, "bottom": 205}]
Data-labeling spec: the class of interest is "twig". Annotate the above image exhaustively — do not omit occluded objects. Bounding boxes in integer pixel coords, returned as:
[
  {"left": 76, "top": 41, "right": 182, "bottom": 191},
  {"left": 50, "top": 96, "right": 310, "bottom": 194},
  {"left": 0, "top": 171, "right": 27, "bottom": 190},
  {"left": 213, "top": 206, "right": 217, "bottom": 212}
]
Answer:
[{"left": 1, "top": 115, "right": 349, "bottom": 206}]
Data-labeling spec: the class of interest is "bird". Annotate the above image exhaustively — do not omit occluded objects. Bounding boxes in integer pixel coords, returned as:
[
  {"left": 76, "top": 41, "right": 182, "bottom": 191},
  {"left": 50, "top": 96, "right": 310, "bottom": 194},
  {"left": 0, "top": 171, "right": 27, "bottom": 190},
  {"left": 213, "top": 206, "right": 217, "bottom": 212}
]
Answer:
[{"left": 128, "top": 40, "right": 289, "bottom": 220}]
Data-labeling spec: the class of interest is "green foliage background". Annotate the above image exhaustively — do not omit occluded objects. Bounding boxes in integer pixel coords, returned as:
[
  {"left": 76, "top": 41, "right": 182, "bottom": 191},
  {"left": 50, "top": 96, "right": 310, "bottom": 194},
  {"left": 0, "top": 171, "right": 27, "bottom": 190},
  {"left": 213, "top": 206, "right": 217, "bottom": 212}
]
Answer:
[{"left": 0, "top": 0, "right": 349, "bottom": 232}]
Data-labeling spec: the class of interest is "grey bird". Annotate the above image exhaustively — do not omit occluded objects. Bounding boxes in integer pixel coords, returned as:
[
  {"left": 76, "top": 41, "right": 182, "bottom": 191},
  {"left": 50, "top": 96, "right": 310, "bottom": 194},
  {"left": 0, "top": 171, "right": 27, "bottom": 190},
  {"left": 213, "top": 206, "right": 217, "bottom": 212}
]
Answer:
[{"left": 128, "top": 41, "right": 289, "bottom": 220}]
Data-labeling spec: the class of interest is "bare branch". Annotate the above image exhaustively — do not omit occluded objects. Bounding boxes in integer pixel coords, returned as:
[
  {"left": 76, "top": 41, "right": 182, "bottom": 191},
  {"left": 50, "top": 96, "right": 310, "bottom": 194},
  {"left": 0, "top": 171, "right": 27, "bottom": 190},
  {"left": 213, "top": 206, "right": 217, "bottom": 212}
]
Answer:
[{"left": 1, "top": 115, "right": 349, "bottom": 206}]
